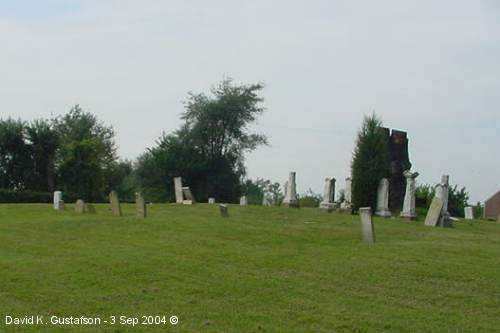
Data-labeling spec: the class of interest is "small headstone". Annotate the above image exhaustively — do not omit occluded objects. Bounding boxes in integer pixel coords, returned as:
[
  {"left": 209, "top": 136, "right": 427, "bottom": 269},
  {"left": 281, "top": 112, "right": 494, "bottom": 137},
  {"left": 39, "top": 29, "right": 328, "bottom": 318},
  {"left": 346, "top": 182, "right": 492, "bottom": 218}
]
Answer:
[
  {"left": 53, "top": 191, "right": 63, "bottom": 210},
  {"left": 84, "top": 203, "right": 96, "bottom": 214},
  {"left": 375, "top": 178, "right": 391, "bottom": 217},
  {"left": 136, "top": 192, "right": 146, "bottom": 218},
  {"left": 359, "top": 207, "right": 375, "bottom": 243},
  {"left": 174, "top": 177, "right": 183, "bottom": 204},
  {"left": 464, "top": 206, "right": 474, "bottom": 220},
  {"left": 424, "top": 197, "right": 444, "bottom": 227},
  {"left": 240, "top": 196, "right": 248, "bottom": 206},
  {"left": 182, "top": 186, "right": 196, "bottom": 203},
  {"left": 75, "top": 199, "right": 85, "bottom": 213},
  {"left": 208, "top": 197, "right": 215, "bottom": 204},
  {"left": 283, "top": 172, "right": 299, "bottom": 207},
  {"left": 219, "top": 204, "right": 229, "bottom": 217},
  {"left": 182, "top": 200, "right": 193, "bottom": 205},
  {"left": 109, "top": 191, "right": 122, "bottom": 216},
  {"left": 58, "top": 200, "right": 65, "bottom": 211}
]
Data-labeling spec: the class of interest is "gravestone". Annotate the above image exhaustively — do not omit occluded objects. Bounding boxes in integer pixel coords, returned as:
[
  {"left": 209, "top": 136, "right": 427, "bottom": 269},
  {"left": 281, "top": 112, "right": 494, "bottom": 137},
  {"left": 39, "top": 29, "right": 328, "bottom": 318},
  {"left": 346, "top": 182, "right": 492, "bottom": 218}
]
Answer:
[
  {"left": 319, "top": 177, "right": 336, "bottom": 211},
  {"left": 58, "top": 200, "right": 65, "bottom": 211},
  {"left": 341, "top": 177, "right": 352, "bottom": 213},
  {"left": 109, "top": 191, "right": 122, "bottom": 216},
  {"left": 182, "top": 187, "right": 195, "bottom": 205},
  {"left": 359, "top": 207, "right": 375, "bottom": 243},
  {"left": 208, "top": 197, "right": 215, "bottom": 204},
  {"left": 75, "top": 199, "right": 85, "bottom": 213},
  {"left": 375, "top": 178, "right": 391, "bottom": 217},
  {"left": 424, "top": 197, "right": 444, "bottom": 226},
  {"left": 53, "top": 191, "right": 63, "bottom": 210},
  {"left": 136, "top": 192, "right": 146, "bottom": 218},
  {"left": 380, "top": 128, "right": 412, "bottom": 213},
  {"left": 219, "top": 204, "right": 229, "bottom": 217},
  {"left": 283, "top": 172, "right": 298, "bottom": 207},
  {"left": 84, "top": 203, "right": 96, "bottom": 214},
  {"left": 464, "top": 206, "right": 474, "bottom": 220},
  {"left": 400, "top": 171, "right": 419, "bottom": 219},
  {"left": 240, "top": 196, "right": 248, "bottom": 206},
  {"left": 174, "top": 177, "right": 183, "bottom": 204}
]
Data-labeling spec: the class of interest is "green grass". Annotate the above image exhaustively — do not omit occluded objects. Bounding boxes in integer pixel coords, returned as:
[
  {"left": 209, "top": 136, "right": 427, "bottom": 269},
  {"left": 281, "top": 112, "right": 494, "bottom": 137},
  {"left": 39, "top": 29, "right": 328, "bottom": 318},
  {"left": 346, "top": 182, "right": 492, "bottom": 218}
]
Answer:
[{"left": 1, "top": 203, "right": 500, "bottom": 332}]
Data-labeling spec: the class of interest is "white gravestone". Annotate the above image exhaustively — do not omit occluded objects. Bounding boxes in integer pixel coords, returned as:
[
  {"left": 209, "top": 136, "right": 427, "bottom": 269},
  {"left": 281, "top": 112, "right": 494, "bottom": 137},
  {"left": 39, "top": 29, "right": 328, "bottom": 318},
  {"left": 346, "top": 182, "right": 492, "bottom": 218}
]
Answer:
[
  {"left": 283, "top": 172, "right": 298, "bottom": 207},
  {"left": 319, "top": 177, "right": 336, "bottom": 210},
  {"left": 434, "top": 175, "right": 451, "bottom": 227},
  {"left": 400, "top": 171, "right": 419, "bottom": 219},
  {"left": 359, "top": 207, "right": 375, "bottom": 243},
  {"left": 174, "top": 177, "right": 183, "bottom": 204},
  {"left": 240, "top": 196, "right": 248, "bottom": 206},
  {"left": 375, "top": 178, "right": 391, "bottom": 217},
  {"left": 53, "top": 191, "right": 63, "bottom": 210},
  {"left": 208, "top": 197, "right": 215, "bottom": 204},
  {"left": 464, "top": 206, "right": 474, "bottom": 220}
]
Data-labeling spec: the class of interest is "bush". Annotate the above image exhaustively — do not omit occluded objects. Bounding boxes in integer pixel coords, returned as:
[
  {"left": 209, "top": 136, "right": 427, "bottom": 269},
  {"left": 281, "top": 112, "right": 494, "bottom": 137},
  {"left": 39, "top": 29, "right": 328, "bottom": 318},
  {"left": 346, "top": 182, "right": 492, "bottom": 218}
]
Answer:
[{"left": 0, "top": 188, "right": 52, "bottom": 203}]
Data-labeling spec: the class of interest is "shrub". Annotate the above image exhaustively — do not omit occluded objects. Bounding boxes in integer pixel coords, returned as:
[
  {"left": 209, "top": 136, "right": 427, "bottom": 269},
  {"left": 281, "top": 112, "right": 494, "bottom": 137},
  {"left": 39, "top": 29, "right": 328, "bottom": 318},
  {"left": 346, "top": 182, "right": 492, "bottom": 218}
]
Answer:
[{"left": 0, "top": 188, "right": 52, "bottom": 203}]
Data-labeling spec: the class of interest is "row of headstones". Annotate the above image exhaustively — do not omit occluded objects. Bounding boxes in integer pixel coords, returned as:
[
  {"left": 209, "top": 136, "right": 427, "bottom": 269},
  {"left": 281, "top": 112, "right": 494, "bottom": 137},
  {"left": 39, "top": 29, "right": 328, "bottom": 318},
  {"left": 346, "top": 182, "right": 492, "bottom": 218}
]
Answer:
[{"left": 53, "top": 191, "right": 147, "bottom": 219}]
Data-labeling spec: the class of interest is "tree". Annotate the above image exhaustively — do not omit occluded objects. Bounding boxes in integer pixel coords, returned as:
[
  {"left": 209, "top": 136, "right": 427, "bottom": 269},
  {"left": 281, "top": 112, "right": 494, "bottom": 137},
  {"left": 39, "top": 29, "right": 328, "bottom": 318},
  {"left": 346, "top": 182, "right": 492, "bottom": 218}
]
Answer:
[
  {"left": 54, "top": 105, "right": 117, "bottom": 201},
  {"left": 241, "top": 178, "right": 271, "bottom": 205},
  {"left": 448, "top": 185, "right": 469, "bottom": 217},
  {"left": 25, "top": 119, "right": 59, "bottom": 192},
  {"left": 136, "top": 78, "right": 268, "bottom": 202},
  {"left": 0, "top": 118, "right": 31, "bottom": 190},
  {"left": 351, "top": 113, "right": 389, "bottom": 210}
]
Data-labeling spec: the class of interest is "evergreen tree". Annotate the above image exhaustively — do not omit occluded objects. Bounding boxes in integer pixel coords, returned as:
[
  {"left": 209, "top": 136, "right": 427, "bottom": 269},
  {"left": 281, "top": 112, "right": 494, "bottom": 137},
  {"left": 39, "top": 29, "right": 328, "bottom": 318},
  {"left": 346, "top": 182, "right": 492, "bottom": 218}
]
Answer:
[{"left": 351, "top": 113, "right": 389, "bottom": 210}]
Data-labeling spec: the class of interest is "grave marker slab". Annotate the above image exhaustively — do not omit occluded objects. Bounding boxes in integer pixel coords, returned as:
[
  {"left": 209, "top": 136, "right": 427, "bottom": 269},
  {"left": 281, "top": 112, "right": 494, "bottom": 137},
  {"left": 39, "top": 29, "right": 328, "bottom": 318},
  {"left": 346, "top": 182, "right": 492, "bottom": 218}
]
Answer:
[
  {"left": 136, "top": 192, "right": 146, "bottom": 218},
  {"left": 109, "top": 191, "right": 122, "bottom": 216},
  {"left": 219, "top": 204, "right": 229, "bottom": 217},
  {"left": 240, "top": 196, "right": 248, "bottom": 206},
  {"left": 53, "top": 191, "right": 63, "bottom": 210},
  {"left": 75, "top": 200, "right": 85, "bottom": 213},
  {"left": 359, "top": 207, "right": 375, "bottom": 243},
  {"left": 174, "top": 177, "right": 183, "bottom": 204},
  {"left": 424, "top": 197, "right": 444, "bottom": 227},
  {"left": 464, "top": 206, "right": 474, "bottom": 220}
]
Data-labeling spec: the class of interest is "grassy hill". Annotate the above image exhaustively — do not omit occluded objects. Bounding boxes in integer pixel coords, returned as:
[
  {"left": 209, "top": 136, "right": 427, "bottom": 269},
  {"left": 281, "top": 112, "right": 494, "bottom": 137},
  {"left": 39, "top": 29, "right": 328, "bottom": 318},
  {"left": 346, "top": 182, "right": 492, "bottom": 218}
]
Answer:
[{"left": 1, "top": 203, "right": 499, "bottom": 332}]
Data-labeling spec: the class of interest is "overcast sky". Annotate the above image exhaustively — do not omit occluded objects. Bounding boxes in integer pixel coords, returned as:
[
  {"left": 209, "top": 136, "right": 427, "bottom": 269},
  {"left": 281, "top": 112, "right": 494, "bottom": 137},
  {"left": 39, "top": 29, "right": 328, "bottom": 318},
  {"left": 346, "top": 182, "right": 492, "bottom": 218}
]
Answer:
[{"left": 1, "top": 0, "right": 499, "bottom": 202}]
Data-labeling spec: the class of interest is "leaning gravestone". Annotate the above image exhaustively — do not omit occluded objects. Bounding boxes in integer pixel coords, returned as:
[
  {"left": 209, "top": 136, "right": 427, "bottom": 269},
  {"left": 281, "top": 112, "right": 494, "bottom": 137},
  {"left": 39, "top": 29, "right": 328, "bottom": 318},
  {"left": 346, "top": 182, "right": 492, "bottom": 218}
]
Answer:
[
  {"left": 53, "top": 191, "right": 63, "bottom": 210},
  {"left": 375, "top": 178, "right": 391, "bottom": 217},
  {"left": 464, "top": 206, "right": 474, "bottom": 220},
  {"left": 240, "top": 196, "right": 248, "bottom": 206},
  {"left": 424, "top": 197, "right": 444, "bottom": 227},
  {"left": 182, "top": 187, "right": 195, "bottom": 205},
  {"left": 208, "top": 197, "right": 215, "bottom": 204},
  {"left": 75, "top": 199, "right": 85, "bottom": 213},
  {"left": 174, "top": 177, "right": 183, "bottom": 204},
  {"left": 136, "top": 192, "right": 146, "bottom": 219},
  {"left": 109, "top": 191, "right": 122, "bottom": 216},
  {"left": 359, "top": 207, "right": 375, "bottom": 244},
  {"left": 219, "top": 204, "right": 229, "bottom": 217}
]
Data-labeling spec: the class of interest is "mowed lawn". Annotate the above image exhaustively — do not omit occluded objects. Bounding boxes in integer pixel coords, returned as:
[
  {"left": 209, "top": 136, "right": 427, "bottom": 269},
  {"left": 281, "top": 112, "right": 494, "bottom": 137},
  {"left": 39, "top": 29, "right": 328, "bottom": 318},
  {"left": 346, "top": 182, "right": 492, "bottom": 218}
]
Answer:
[{"left": 1, "top": 204, "right": 500, "bottom": 333}]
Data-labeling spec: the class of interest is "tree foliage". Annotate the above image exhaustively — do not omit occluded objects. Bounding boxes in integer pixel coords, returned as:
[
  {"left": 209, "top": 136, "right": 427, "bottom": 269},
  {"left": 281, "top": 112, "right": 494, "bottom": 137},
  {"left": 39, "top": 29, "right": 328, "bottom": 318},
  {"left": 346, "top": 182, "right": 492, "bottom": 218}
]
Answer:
[{"left": 351, "top": 113, "right": 389, "bottom": 210}]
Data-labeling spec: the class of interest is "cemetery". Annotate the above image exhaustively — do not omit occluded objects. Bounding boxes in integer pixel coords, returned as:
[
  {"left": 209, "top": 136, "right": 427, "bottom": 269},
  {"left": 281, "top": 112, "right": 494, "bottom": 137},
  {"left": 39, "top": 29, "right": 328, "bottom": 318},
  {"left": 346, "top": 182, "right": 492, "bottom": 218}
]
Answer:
[{"left": 1, "top": 2, "right": 499, "bottom": 332}]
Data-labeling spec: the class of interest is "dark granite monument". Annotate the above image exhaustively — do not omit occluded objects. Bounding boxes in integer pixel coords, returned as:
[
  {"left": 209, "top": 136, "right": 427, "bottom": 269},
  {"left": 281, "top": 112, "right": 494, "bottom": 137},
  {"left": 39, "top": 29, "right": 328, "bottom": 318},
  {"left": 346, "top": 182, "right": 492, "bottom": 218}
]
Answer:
[{"left": 380, "top": 128, "right": 412, "bottom": 213}]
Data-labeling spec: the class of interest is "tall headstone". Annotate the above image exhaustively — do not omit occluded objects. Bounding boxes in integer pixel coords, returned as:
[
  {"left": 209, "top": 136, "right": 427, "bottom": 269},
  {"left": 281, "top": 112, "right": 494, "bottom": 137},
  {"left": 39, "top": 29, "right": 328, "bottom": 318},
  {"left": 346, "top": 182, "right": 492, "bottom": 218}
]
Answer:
[
  {"left": 340, "top": 177, "right": 352, "bottom": 213},
  {"left": 75, "top": 199, "right": 85, "bottom": 213},
  {"left": 136, "top": 192, "right": 146, "bottom": 218},
  {"left": 375, "top": 178, "right": 391, "bottom": 217},
  {"left": 424, "top": 197, "right": 444, "bottom": 227},
  {"left": 219, "top": 204, "right": 229, "bottom": 217},
  {"left": 464, "top": 206, "right": 474, "bottom": 220},
  {"left": 400, "top": 170, "right": 419, "bottom": 219},
  {"left": 53, "top": 191, "right": 63, "bottom": 210},
  {"left": 359, "top": 207, "right": 375, "bottom": 244},
  {"left": 174, "top": 177, "right": 183, "bottom": 204},
  {"left": 182, "top": 187, "right": 195, "bottom": 205},
  {"left": 283, "top": 172, "right": 298, "bottom": 207},
  {"left": 434, "top": 175, "right": 451, "bottom": 227},
  {"left": 109, "top": 191, "right": 122, "bottom": 217},
  {"left": 208, "top": 197, "right": 215, "bottom": 204},
  {"left": 319, "top": 177, "right": 336, "bottom": 210},
  {"left": 240, "top": 196, "right": 248, "bottom": 206}
]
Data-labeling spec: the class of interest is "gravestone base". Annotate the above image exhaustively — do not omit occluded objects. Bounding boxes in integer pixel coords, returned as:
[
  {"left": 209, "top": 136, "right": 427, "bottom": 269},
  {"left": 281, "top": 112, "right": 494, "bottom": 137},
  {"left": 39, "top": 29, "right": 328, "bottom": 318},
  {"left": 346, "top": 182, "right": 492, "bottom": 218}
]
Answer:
[
  {"left": 183, "top": 200, "right": 193, "bottom": 205},
  {"left": 319, "top": 202, "right": 335, "bottom": 212},
  {"left": 400, "top": 211, "right": 416, "bottom": 220},
  {"left": 375, "top": 209, "right": 391, "bottom": 218}
]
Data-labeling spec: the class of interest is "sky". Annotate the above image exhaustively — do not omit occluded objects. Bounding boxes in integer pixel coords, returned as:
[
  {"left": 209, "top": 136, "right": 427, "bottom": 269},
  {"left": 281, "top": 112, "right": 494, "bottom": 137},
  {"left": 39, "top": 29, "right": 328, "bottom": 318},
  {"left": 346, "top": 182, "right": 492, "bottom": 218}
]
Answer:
[{"left": 1, "top": 0, "right": 499, "bottom": 202}]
